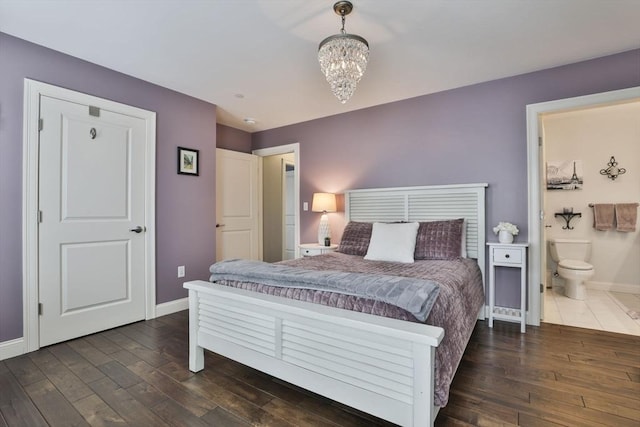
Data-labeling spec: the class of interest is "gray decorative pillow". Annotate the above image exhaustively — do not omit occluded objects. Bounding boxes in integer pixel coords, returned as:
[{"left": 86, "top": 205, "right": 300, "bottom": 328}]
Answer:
[
  {"left": 414, "top": 219, "right": 464, "bottom": 260},
  {"left": 337, "top": 221, "right": 372, "bottom": 256}
]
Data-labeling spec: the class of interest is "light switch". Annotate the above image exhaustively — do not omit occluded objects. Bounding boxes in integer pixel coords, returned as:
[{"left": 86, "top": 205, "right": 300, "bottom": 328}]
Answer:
[{"left": 303, "top": 202, "right": 309, "bottom": 211}]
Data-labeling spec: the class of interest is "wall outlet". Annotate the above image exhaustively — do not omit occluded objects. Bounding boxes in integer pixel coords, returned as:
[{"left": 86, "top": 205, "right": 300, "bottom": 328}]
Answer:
[{"left": 178, "top": 265, "right": 185, "bottom": 278}]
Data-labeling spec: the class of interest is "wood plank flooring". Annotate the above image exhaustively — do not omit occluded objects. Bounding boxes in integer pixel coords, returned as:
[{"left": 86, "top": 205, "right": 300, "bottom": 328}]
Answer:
[{"left": 1, "top": 311, "right": 638, "bottom": 426}]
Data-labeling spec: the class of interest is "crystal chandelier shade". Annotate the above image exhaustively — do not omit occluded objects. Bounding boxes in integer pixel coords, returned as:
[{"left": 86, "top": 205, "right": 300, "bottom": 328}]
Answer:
[{"left": 318, "top": 1, "right": 369, "bottom": 104}]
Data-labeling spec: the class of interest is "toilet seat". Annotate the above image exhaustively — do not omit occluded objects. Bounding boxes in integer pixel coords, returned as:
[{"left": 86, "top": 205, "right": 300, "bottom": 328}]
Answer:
[{"left": 558, "top": 259, "right": 593, "bottom": 271}]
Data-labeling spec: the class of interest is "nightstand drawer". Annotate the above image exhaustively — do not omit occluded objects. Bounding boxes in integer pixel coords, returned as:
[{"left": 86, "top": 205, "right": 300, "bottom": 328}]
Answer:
[
  {"left": 299, "top": 244, "right": 338, "bottom": 257},
  {"left": 301, "top": 247, "right": 323, "bottom": 256},
  {"left": 493, "top": 248, "right": 522, "bottom": 264}
]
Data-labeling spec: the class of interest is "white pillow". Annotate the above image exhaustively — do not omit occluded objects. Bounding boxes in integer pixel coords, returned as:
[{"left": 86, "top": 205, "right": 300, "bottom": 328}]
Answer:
[{"left": 364, "top": 222, "right": 419, "bottom": 263}]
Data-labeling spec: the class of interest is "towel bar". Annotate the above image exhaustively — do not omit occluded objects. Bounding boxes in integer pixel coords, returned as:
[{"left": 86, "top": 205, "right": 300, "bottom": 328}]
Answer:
[{"left": 588, "top": 203, "right": 639, "bottom": 207}]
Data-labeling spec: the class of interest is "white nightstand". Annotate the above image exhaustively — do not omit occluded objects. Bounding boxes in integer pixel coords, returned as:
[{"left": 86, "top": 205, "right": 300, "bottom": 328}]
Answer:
[
  {"left": 487, "top": 242, "right": 528, "bottom": 333},
  {"left": 299, "top": 243, "right": 338, "bottom": 257}
]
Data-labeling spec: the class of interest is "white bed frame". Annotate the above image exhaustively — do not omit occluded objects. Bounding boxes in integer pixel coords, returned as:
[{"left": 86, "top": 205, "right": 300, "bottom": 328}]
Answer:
[{"left": 184, "top": 183, "right": 487, "bottom": 426}]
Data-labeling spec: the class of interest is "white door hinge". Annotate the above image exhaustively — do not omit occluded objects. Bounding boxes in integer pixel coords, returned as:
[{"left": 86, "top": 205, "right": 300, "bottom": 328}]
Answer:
[
  {"left": 38, "top": 118, "right": 43, "bottom": 131},
  {"left": 38, "top": 210, "right": 43, "bottom": 223},
  {"left": 38, "top": 303, "right": 43, "bottom": 315}
]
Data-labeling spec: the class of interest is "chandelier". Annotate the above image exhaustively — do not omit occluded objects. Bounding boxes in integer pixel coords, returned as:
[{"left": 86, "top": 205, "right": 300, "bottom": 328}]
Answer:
[{"left": 318, "top": 1, "right": 369, "bottom": 104}]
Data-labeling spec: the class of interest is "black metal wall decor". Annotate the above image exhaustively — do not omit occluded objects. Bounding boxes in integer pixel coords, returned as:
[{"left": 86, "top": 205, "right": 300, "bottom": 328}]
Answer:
[
  {"left": 600, "top": 156, "right": 626, "bottom": 180},
  {"left": 554, "top": 212, "right": 582, "bottom": 230}
]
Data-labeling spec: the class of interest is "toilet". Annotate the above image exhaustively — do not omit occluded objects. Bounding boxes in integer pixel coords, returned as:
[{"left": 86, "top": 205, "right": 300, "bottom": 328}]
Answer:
[{"left": 548, "top": 238, "right": 595, "bottom": 300}]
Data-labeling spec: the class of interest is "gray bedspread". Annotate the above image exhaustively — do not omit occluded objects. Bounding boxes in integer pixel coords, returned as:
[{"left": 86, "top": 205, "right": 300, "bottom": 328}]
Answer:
[
  {"left": 210, "top": 259, "right": 440, "bottom": 322},
  {"left": 209, "top": 252, "right": 484, "bottom": 407}
]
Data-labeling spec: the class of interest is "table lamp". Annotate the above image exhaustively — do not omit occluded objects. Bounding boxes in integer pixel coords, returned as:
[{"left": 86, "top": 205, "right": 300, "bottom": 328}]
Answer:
[{"left": 311, "top": 192, "right": 337, "bottom": 245}]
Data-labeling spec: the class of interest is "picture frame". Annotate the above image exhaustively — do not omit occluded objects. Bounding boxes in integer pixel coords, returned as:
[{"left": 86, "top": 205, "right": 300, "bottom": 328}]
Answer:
[
  {"left": 177, "top": 147, "right": 199, "bottom": 176},
  {"left": 546, "top": 160, "right": 583, "bottom": 190}
]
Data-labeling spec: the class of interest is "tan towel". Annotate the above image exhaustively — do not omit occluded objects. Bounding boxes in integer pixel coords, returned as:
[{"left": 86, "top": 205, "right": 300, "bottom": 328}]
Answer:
[
  {"left": 615, "top": 203, "right": 639, "bottom": 232},
  {"left": 592, "top": 204, "right": 615, "bottom": 230}
]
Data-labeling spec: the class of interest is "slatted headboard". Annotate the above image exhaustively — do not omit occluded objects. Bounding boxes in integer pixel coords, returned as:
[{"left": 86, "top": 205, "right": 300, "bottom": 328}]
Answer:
[{"left": 345, "top": 183, "right": 488, "bottom": 287}]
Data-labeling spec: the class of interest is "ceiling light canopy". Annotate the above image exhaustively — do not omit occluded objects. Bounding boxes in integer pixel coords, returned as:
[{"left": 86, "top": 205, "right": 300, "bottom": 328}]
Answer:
[{"left": 318, "top": 1, "right": 369, "bottom": 104}]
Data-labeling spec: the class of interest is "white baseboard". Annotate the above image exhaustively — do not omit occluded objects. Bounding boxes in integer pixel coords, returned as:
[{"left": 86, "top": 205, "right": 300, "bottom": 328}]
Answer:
[
  {"left": 155, "top": 297, "right": 188, "bottom": 317},
  {"left": 0, "top": 338, "right": 26, "bottom": 361},
  {"left": 1, "top": 298, "right": 189, "bottom": 361},
  {"left": 587, "top": 281, "right": 640, "bottom": 294}
]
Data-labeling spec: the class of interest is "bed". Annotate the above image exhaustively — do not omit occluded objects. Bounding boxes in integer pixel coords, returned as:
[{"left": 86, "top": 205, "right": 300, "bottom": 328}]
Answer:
[{"left": 184, "top": 183, "right": 487, "bottom": 426}]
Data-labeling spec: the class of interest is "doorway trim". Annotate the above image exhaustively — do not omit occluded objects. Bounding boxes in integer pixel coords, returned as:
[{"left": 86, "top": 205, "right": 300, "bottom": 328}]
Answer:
[
  {"left": 22, "top": 79, "right": 157, "bottom": 353},
  {"left": 253, "top": 143, "right": 301, "bottom": 259},
  {"left": 526, "top": 86, "right": 640, "bottom": 326}
]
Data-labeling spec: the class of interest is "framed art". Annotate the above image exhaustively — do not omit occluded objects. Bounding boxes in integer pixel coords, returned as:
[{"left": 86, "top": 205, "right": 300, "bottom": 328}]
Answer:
[
  {"left": 546, "top": 160, "right": 583, "bottom": 190},
  {"left": 178, "top": 147, "right": 199, "bottom": 176}
]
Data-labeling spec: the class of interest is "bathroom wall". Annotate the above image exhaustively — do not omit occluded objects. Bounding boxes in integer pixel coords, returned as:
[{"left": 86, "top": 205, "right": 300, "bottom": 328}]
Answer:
[{"left": 543, "top": 101, "right": 640, "bottom": 291}]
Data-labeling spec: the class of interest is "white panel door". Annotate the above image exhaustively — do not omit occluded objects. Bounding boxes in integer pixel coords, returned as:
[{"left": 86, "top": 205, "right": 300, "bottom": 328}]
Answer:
[
  {"left": 39, "top": 95, "right": 147, "bottom": 347},
  {"left": 540, "top": 122, "right": 548, "bottom": 318},
  {"left": 216, "top": 149, "right": 260, "bottom": 261},
  {"left": 283, "top": 167, "right": 295, "bottom": 260}
]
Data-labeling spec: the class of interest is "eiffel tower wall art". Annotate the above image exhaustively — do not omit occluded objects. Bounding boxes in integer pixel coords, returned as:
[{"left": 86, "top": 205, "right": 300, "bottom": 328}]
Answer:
[{"left": 546, "top": 160, "right": 584, "bottom": 190}]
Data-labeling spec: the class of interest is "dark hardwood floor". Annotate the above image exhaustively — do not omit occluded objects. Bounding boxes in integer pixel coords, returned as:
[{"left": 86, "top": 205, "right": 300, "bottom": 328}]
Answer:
[{"left": 1, "top": 311, "right": 639, "bottom": 426}]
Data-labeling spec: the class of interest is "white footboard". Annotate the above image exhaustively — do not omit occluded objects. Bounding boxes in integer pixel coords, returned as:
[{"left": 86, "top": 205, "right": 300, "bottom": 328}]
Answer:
[{"left": 184, "top": 280, "right": 444, "bottom": 427}]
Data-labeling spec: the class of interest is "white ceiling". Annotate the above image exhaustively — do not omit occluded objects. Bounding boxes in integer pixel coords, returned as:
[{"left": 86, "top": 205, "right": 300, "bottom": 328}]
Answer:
[{"left": 1, "top": 0, "right": 639, "bottom": 132}]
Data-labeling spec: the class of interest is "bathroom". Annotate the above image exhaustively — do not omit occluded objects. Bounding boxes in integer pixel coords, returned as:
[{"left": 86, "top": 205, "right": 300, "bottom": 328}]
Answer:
[{"left": 541, "top": 100, "right": 640, "bottom": 335}]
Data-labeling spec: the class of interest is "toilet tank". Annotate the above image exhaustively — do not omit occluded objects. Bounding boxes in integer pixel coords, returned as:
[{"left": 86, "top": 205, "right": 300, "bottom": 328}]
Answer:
[{"left": 548, "top": 238, "right": 592, "bottom": 262}]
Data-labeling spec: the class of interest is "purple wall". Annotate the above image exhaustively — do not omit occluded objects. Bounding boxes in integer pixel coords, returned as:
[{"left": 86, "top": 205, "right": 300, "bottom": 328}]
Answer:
[
  {"left": 0, "top": 33, "right": 217, "bottom": 342},
  {"left": 253, "top": 49, "right": 640, "bottom": 307},
  {"left": 217, "top": 124, "right": 252, "bottom": 153},
  {"left": 1, "top": 31, "right": 638, "bottom": 342}
]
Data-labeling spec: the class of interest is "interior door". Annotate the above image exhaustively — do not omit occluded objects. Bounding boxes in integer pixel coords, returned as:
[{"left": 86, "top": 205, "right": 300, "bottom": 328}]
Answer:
[
  {"left": 283, "top": 164, "right": 295, "bottom": 260},
  {"left": 539, "top": 120, "right": 547, "bottom": 319},
  {"left": 38, "top": 95, "right": 147, "bottom": 347},
  {"left": 216, "top": 148, "right": 261, "bottom": 261}
]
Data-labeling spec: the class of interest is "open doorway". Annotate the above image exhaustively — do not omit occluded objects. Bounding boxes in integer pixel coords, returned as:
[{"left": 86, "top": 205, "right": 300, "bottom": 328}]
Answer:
[
  {"left": 262, "top": 153, "right": 295, "bottom": 262},
  {"left": 254, "top": 143, "right": 300, "bottom": 261},
  {"left": 539, "top": 102, "right": 640, "bottom": 335},
  {"left": 526, "top": 86, "right": 640, "bottom": 330}
]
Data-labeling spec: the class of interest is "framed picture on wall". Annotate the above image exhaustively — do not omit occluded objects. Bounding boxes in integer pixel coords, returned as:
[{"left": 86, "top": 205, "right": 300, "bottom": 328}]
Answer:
[
  {"left": 178, "top": 147, "right": 199, "bottom": 176},
  {"left": 546, "top": 160, "right": 583, "bottom": 190}
]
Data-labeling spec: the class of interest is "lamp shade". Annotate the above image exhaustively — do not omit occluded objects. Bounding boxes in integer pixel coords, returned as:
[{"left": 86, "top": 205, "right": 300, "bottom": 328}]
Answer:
[{"left": 311, "top": 193, "right": 337, "bottom": 213}]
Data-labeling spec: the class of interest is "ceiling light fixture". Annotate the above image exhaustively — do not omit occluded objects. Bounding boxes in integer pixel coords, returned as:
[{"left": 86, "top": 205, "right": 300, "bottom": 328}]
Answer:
[
  {"left": 318, "top": 1, "right": 369, "bottom": 104},
  {"left": 243, "top": 118, "right": 256, "bottom": 125}
]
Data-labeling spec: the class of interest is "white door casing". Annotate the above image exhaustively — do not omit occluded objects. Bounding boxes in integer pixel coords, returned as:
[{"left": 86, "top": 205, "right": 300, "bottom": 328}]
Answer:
[
  {"left": 22, "top": 79, "right": 156, "bottom": 353},
  {"left": 526, "top": 86, "right": 640, "bottom": 326},
  {"left": 38, "top": 96, "right": 146, "bottom": 346},
  {"left": 216, "top": 148, "right": 261, "bottom": 261}
]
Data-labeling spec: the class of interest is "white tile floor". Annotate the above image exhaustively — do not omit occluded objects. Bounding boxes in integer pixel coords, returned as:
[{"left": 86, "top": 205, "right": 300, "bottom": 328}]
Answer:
[{"left": 543, "top": 286, "right": 640, "bottom": 336}]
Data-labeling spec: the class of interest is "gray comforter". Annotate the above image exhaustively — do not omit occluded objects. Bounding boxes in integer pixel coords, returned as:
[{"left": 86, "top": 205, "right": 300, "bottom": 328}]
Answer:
[{"left": 210, "top": 259, "right": 440, "bottom": 322}]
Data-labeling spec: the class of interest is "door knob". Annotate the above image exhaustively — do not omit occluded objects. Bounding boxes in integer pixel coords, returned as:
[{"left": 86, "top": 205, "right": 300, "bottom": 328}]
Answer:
[{"left": 129, "top": 226, "right": 146, "bottom": 233}]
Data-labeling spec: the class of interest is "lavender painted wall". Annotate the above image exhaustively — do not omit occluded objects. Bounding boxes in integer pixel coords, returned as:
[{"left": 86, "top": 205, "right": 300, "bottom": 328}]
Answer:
[
  {"left": 0, "top": 33, "right": 217, "bottom": 342},
  {"left": 217, "top": 124, "right": 252, "bottom": 153},
  {"left": 253, "top": 49, "right": 640, "bottom": 307}
]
